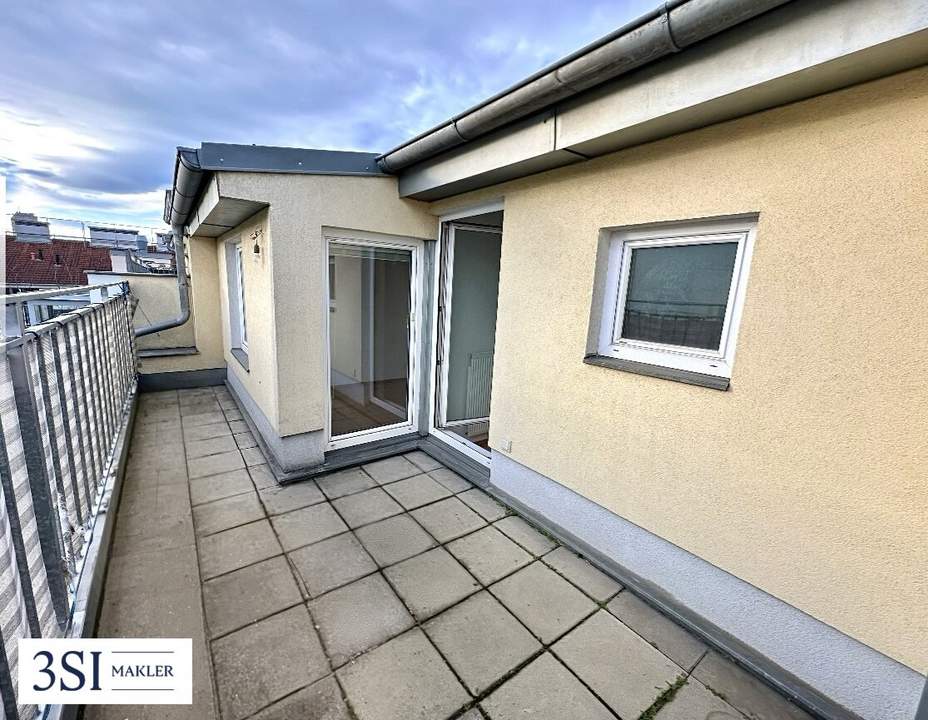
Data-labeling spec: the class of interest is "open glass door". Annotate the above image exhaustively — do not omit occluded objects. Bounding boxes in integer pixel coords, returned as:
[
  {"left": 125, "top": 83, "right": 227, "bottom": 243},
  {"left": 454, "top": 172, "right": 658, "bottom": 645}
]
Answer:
[
  {"left": 327, "top": 236, "right": 420, "bottom": 449},
  {"left": 432, "top": 219, "right": 502, "bottom": 461}
]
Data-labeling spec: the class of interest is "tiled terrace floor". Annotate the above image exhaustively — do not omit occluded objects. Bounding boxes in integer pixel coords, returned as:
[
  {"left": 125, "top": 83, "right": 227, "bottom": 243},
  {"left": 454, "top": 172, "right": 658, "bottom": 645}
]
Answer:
[{"left": 89, "top": 387, "right": 814, "bottom": 720}]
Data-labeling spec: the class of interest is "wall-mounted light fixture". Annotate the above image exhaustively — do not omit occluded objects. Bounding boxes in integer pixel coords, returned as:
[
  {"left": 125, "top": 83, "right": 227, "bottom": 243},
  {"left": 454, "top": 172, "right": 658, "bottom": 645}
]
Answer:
[{"left": 250, "top": 228, "right": 263, "bottom": 256}]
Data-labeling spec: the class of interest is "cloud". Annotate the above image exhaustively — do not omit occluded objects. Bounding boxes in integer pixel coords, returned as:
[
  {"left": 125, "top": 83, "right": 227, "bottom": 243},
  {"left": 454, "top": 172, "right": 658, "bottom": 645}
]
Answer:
[{"left": 1, "top": 0, "right": 652, "bottom": 227}]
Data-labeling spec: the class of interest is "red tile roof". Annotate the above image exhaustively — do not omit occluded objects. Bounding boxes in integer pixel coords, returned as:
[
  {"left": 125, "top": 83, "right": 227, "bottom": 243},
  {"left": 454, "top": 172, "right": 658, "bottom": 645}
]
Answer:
[{"left": 5, "top": 234, "right": 112, "bottom": 287}]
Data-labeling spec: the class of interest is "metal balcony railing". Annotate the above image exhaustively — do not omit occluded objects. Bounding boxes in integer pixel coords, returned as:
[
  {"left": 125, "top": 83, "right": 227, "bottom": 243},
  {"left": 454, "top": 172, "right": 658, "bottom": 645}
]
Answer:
[{"left": 0, "top": 285, "right": 137, "bottom": 720}]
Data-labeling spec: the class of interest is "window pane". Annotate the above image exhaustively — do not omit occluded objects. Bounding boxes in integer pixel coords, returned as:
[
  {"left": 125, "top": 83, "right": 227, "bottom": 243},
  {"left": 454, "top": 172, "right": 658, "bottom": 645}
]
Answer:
[
  {"left": 329, "top": 244, "right": 412, "bottom": 437},
  {"left": 621, "top": 241, "right": 738, "bottom": 351}
]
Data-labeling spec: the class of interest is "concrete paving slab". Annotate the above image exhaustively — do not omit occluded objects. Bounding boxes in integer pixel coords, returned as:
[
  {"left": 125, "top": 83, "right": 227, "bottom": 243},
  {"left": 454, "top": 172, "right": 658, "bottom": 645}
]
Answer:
[
  {"left": 424, "top": 590, "right": 541, "bottom": 695},
  {"left": 361, "top": 455, "right": 421, "bottom": 484},
  {"left": 447, "top": 526, "right": 532, "bottom": 586},
  {"left": 607, "top": 591, "right": 707, "bottom": 671},
  {"left": 234, "top": 431, "right": 257, "bottom": 449},
  {"left": 384, "top": 547, "right": 480, "bottom": 621},
  {"left": 248, "top": 463, "right": 278, "bottom": 490},
  {"left": 383, "top": 473, "right": 452, "bottom": 509},
  {"left": 203, "top": 556, "right": 303, "bottom": 638},
  {"left": 458, "top": 488, "right": 507, "bottom": 521},
  {"left": 652, "top": 678, "right": 744, "bottom": 720},
  {"left": 183, "top": 410, "right": 228, "bottom": 427},
  {"left": 310, "top": 573, "right": 414, "bottom": 667},
  {"left": 193, "top": 491, "right": 264, "bottom": 537},
  {"left": 188, "top": 449, "right": 246, "bottom": 479},
  {"left": 228, "top": 419, "right": 250, "bottom": 434},
  {"left": 490, "top": 562, "right": 596, "bottom": 643},
  {"left": 552, "top": 610, "right": 684, "bottom": 719},
  {"left": 336, "top": 628, "right": 469, "bottom": 720},
  {"left": 270, "top": 502, "right": 348, "bottom": 551},
  {"left": 403, "top": 450, "right": 444, "bottom": 472},
  {"left": 354, "top": 513, "right": 436, "bottom": 567},
  {"left": 316, "top": 467, "right": 377, "bottom": 499},
  {"left": 289, "top": 532, "right": 377, "bottom": 596},
  {"left": 692, "top": 651, "right": 814, "bottom": 720},
  {"left": 428, "top": 467, "right": 472, "bottom": 493},
  {"left": 186, "top": 434, "right": 239, "bottom": 460},
  {"left": 198, "top": 519, "right": 281, "bottom": 579},
  {"left": 259, "top": 480, "right": 325, "bottom": 515},
  {"left": 212, "top": 605, "right": 328, "bottom": 720},
  {"left": 411, "top": 496, "right": 486, "bottom": 543},
  {"left": 543, "top": 546, "right": 623, "bottom": 602},
  {"left": 493, "top": 516, "right": 557, "bottom": 557},
  {"left": 480, "top": 652, "right": 613, "bottom": 720},
  {"left": 331, "top": 487, "right": 403, "bottom": 528},
  {"left": 179, "top": 400, "right": 221, "bottom": 417},
  {"left": 184, "top": 421, "right": 232, "bottom": 443},
  {"left": 189, "top": 468, "right": 254, "bottom": 506},
  {"left": 241, "top": 446, "right": 266, "bottom": 466},
  {"left": 250, "top": 676, "right": 351, "bottom": 720}
]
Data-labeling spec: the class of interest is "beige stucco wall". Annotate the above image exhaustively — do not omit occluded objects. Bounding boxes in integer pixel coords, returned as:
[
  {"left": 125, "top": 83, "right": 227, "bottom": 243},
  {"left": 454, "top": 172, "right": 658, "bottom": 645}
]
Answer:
[
  {"left": 213, "top": 174, "right": 435, "bottom": 435},
  {"left": 138, "top": 235, "right": 225, "bottom": 374},
  {"left": 95, "top": 273, "right": 196, "bottom": 351},
  {"left": 430, "top": 67, "right": 928, "bottom": 671}
]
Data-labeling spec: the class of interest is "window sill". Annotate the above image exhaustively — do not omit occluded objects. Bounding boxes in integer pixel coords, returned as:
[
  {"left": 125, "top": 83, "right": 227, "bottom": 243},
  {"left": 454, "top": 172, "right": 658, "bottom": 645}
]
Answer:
[
  {"left": 583, "top": 354, "right": 729, "bottom": 391},
  {"left": 230, "top": 347, "right": 249, "bottom": 372}
]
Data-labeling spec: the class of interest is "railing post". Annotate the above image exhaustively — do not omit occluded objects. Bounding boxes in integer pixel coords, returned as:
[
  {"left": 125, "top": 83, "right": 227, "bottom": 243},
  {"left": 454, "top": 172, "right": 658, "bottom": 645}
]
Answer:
[{"left": 6, "top": 343, "right": 71, "bottom": 628}]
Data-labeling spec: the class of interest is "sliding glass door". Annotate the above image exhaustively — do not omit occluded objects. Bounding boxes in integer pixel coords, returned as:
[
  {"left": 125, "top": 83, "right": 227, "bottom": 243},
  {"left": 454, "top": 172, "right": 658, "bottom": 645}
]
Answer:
[{"left": 327, "top": 237, "right": 420, "bottom": 448}]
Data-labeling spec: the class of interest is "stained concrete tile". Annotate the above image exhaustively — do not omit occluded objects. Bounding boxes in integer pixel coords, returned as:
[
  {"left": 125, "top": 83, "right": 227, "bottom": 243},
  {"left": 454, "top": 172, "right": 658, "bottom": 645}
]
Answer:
[
  {"left": 692, "top": 651, "right": 815, "bottom": 720},
  {"left": 185, "top": 434, "right": 239, "bottom": 460},
  {"left": 424, "top": 591, "right": 541, "bottom": 695},
  {"left": 203, "top": 556, "right": 302, "bottom": 638},
  {"left": 270, "top": 502, "right": 348, "bottom": 551},
  {"left": 289, "top": 532, "right": 377, "bottom": 596},
  {"left": 361, "top": 456, "right": 421, "bottom": 484},
  {"left": 198, "top": 520, "right": 281, "bottom": 579},
  {"left": 458, "top": 488, "right": 507, "bottom": 521},
  {"left": 259, "top": 480, "right": 325, "bottom": 515},
  {"left": 447, "top": 526, "right": 532, "bottom": 585},
  {"left": 240, "top": 445, "right": 266, "bottom": 467},
  {"left": 183, "top": 410, "right": 227, "bottom": 427},
  {"left": 248, "top": 463, "right": 278, "bottom": 490},
  {"left": 403, "top": 450, "right": 444, "bottom": 472},
  {"left": 383, "top": 473, "right": 452, "bottom": 509},
  {"left": 652, "top": 678, "right": 744, "bottom": 720},
  {"left": 336, "top": 628, "right": 469, "bottom": 720},
  {"left": 480, "top": 652, "right": 613, "bottom": 720},
  {"left": 179, "top": 399, "right": 221, "bottom": 417},
  {"left": 228, "top": 419, "right": 249, "bottom": 434},
  {"left": 234, "top": 431, "right": 257, "bottom": 449},
  {"left": 137, "top": 404, "right": 181, "bottom": 424},
  {"left": 354, "top": 513, "right": 436, "bottom": 567},
  {"left": 212, "top": 605, "right": 328, "bottom": 720},
  {"left": 331, "top": 487, "right": 403, "bottom": 528},
  {"left": 411, "top": 496, "right": 486, "bottom": 543},
  {"left": 494, "top": 516, "right": 557, "bottom": 557},
  {"left": 184, "top": 421, "right": 232, "bottom": 442},
  {"left": 553, "top": 610, "right": 684, "bottom": 719},
  {"left": 310, "top": 573, "right": 414, "bottom": 667},
  {"left": 223, "top": 407, "right": 244, "bottom": 422},
  {"left": 544, "top": 547, "right": 622, "bottom": 602},
  {"left": 428, "top": 467, "right": 472, "bottom": 493},
  {"left": 384, "top": 547, "right": 480, "bottom": 621},
  {"left": 607, "top": 592, "right": 706, "bottom": 671},
  {"left": 188, "top": 449, "right": 245, "bottom": 479},
  {"left": 251, "top": 676, "right": 351, "bottom": 720},
  {"left": 193, "top": 491, "right": 265, "bottom": 536},
  {"left": 317, "top": 467, "right": 377, "bottom": 499},
  {"left": 490, "top": 562, "right": 596, "bottom": 643},
  {"left": 189, "top": 468, "right": 254, "bottom": 506}
]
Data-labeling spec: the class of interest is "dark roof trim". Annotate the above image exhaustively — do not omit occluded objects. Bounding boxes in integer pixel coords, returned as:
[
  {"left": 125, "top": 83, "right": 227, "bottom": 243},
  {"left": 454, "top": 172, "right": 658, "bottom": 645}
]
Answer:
[
  {"left": 163, "top": 143, "right": 386, "bottom": 225},
  {"left": 376, "top": 0, "right": 792, "bottom": 172}
]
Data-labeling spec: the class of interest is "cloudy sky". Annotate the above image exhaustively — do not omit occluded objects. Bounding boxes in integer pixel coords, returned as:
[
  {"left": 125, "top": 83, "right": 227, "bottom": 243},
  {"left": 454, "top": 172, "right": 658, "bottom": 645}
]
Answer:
[{"left": 2, "top": 1, "right": 651, "bottom": 230}]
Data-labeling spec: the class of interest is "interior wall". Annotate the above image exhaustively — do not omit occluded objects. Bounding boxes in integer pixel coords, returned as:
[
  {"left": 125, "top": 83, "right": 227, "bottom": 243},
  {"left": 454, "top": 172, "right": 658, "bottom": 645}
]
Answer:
[{"left": 427, "top": 66, "right": 928, "bottom": 672}]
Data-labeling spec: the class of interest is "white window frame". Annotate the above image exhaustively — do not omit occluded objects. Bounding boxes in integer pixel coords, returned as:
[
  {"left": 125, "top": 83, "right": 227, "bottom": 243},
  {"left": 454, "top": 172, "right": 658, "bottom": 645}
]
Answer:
[
  {"left": 597, "top": 217, "right": 757, "bottom": 378},
  {"left": 235, "top": 243, "right": 248, "bottom": 353},
  {"left": 323, "top": 231, "right": 424, "bottom": 451}
]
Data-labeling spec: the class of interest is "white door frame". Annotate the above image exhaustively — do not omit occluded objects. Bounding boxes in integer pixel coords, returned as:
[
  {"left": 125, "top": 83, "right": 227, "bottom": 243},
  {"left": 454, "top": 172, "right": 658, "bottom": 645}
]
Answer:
[
  {"left": 325, "top": 232, "right": 424, "bottom": 451},
  {"left": 427, "top": 200, "right": 504, "bottom": 467}
]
